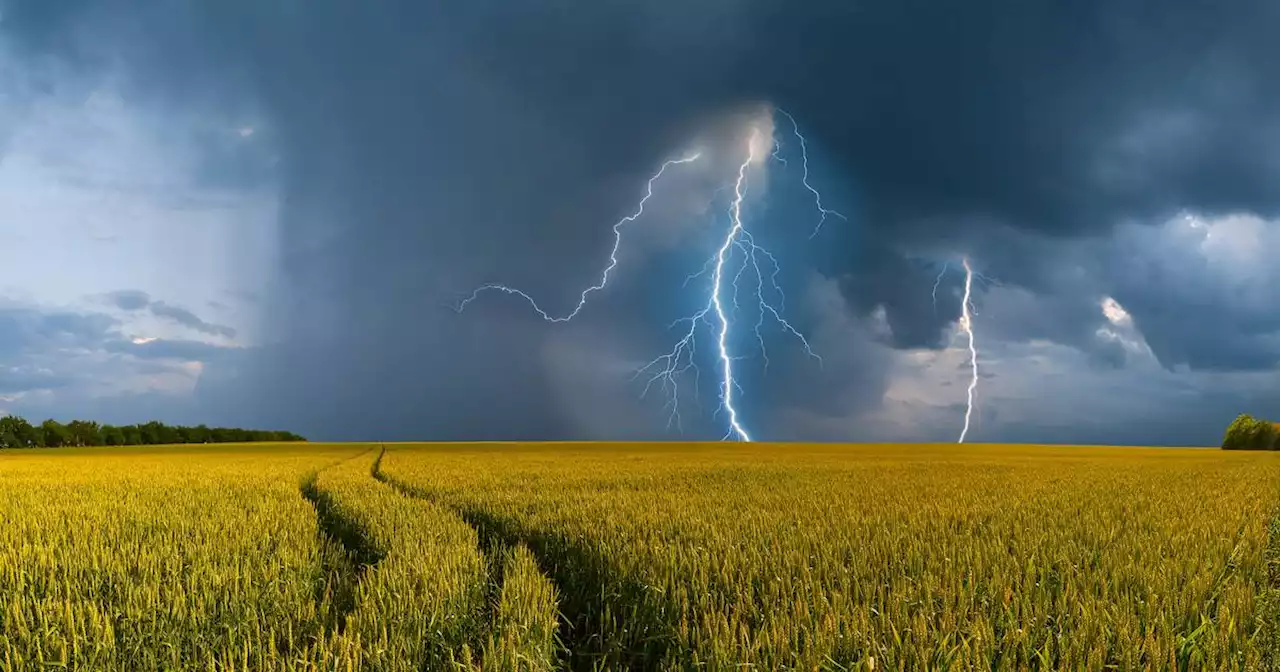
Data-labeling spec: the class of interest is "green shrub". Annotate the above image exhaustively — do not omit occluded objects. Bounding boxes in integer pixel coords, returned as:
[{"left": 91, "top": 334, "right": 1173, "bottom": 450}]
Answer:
[{"left": 1222, "top": 413, "right": 1280, "bottom": 450}]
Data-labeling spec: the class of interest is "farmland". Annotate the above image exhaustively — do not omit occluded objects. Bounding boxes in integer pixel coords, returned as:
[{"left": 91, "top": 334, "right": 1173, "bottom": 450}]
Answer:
[{"left": 1, "top": 443, "right": 1277, "bottom": 670}]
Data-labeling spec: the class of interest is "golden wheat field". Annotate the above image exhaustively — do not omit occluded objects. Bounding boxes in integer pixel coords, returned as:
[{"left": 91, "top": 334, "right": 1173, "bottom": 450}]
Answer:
[{"left": 1, "top": 442, "right": 1277, "bottom": 671}]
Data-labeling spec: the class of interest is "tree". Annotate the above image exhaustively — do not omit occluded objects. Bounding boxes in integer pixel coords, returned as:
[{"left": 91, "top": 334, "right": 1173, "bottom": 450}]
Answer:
[
  {"left": 0, "top": 413, "right": 305, "bottom": 449},
  {"left": 100, "top": 425, "right": 125, "bottom": 446},
  {"left": 119, "top": 425, "right": 142, "bottom": 446},
  {"left": 65, "top": 420, "right": 102, "bottom": 447},
  {"left": 10, "top": 416, "right": 39, "bottom": 448},
  {"left": 154, "top": 422, "right": 181, "bottom": 445},
  {"left": 138, "top": 421, "right": 162, "bottom": 445},
  {"left": 0, "top": 415, "right": 21, "bottom": 448},
  {"left": 39, "top": 419, "right": 70, "bottom": 448},
  {"left": 1222, "top": 413, "right": 1280, "bottom": 450}
]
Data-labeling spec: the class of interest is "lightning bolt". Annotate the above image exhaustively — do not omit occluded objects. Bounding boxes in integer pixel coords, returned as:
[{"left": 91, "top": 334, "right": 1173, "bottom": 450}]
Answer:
[
  {"left": 958, "top": 257, "right": 979, "bottom": 443},
  {"left": 454, "top": 152, "right": 702, "bottom": 320},
  {"left": 635, "top": 126, "right": 823, "bottom": 441},
  {"left": 460, "top": 109, "right": 838, "bottom": 441},
  {"left": 930, "top": 256, "right": 988, "bottom": 442},
  {"left": 709, "top": 140, "right": 757, "bottom": 440},
  {"left": 931, "top": 261, "right": 950, "bottom": 314},
  {"left": 771, "top": 139, "right": 788, "bottom": 167},
  {"left": 775, "top": 108, "right": 847, "bottom": 239}
]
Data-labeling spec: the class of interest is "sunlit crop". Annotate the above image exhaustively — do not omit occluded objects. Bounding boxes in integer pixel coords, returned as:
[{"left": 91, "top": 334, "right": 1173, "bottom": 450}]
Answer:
[
  {"left": 0, "top": 444, "right": 559, "bottom": 671},
  {"left": 3, "top": 442, "right": 1276, "bottom": 670},
  {"left": 0, "top": 445, "right": 358, "bottom": 670},
  {"left": 382, "top": 443, "right": 1280, "bottom": 670}
]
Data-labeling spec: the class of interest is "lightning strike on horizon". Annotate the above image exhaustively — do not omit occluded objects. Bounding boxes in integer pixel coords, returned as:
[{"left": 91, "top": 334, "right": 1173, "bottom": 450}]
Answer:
[
  {"left": 775, "top": 108, "right": 848, "bottom": 239},
  {"left": 958, "top": 257, "right": 979, "bottom": 443},
  {"left": 932, "top": 257, "right": 995, "bottom": 442},
  {"left": 461, "top": 108, "right": 835, "bottom": 441},
  {"left": 637, "top": 125, "right": 822, "bottom": 440},
  {"left": 710, "top": 140, "right": 756, "bottom": 440},
  {"left": 454, "top": 152, "right": 702, "bottom": 320}
]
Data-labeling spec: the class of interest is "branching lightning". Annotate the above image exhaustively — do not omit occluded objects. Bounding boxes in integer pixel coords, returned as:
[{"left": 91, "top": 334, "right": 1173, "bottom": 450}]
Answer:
[
  {"left": 934, "top": 256, "right": 992, "bottom": 443},
  {"left": 931, "top": 261, "right": 949, "bottom": 314},
  {"left": 459, "top": 108, "right": 839, "bottom": 441},
  {"left": 775, "top": 108, "right": 847, "bottom": 239},
  {"left": 454, "top": 152, "right": 701, "bottom": 321},
  {"left": 709, "top": 140, "right": 757, "bottom": 440},
  {"left": 635, "top": 126, "right": 822, "bottom": 440},
  {"left": 958, "top": 257, "right": 979, "bottom": 443}
]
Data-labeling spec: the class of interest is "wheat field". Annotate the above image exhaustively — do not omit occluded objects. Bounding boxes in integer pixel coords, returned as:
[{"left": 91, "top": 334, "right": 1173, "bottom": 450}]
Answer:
[{"left": 1, "top": 442, "right": 1277, "bottom": 670}]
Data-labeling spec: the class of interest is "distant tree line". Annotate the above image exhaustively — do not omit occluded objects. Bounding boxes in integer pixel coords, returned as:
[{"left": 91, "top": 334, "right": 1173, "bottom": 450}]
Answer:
[
  {"left": 0, "top": 415, "right": 306, "bottom": 449},
  {"left": 1221, "top": 413, "right": 1280, "bottom": 450}
]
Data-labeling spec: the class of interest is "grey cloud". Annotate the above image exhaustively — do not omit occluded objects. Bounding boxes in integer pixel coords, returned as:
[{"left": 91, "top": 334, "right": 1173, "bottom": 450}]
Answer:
[
  {"left": 99, "top": 289, "right": 237, "bottom": 338},
  {"left": 103, "top": 338, "right": 241, "bottom": 362},
  {"left": 6, "top": 0, "right": 1280, "bottom": 443},
  {"left": 0, "top": 366, "right": 74, "bottom": 395},
  {"left": 148, "top": 301, "right": 237, "bottom": 338},
  {"left": 754, "top": 276, "right": 892, "bottom": 428},
  {"left": 103, "top": 289, "right": 151, "bottom": 311},
  {"left": 0, "top": 299, "right": 238, "bottom": 426},
  {"left": 3, "top": 388, "right": 218, "bottom": 427},
  {"left": 0, "top": 306, "right": 118, "bottom": 357}
]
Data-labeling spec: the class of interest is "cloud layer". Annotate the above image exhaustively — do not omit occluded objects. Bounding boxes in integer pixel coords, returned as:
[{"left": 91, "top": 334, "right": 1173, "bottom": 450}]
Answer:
[{"left": 3, "top": 0, "right": 1280, "bottom": 444}]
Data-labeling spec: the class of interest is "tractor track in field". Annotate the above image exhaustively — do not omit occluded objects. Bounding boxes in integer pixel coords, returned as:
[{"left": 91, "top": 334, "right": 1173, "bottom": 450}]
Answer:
[
  {"left": 372, "top": 446, "right": 672, "bottom": 671},
  {"left": 367, "top": 446, "right": 520, "bottom": 664},
  {"left": 300, "top": 447, "right": 386, "bottom": 635},
  {"left": 1262, "top": 507, "right": 1280, "bottom": 670}
]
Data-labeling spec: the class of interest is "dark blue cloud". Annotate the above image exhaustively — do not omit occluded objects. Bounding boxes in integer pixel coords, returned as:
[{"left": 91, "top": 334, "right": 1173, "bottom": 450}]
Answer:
[{"left": 6, "top": 0, "right": 1280, "bottom": 442}]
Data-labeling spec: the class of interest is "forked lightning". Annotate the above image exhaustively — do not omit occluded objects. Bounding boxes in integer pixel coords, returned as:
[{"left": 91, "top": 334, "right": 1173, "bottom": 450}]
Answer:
[
  {"left": 458, "top": 109, "right": 839, "bottom": 441},
  {"left": 958, "top": 257, "right": 979, "bottom": 443},
  {"left": 934, "top": 257, "right": 983, "bottom": 443},
  {"left": 455, "top": 152, "right": 702, "bottom": 321}
]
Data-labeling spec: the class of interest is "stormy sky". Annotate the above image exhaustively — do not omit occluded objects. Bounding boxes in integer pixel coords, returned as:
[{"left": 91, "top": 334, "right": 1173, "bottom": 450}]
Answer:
[{"left": 2, "top": 0, "right": 1279, "bottom": 445}]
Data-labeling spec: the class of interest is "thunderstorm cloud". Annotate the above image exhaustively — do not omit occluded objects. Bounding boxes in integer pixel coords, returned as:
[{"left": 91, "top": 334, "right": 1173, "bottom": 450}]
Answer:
[{"left": 2, "top": 0, "right": 1279, "bottom": 444}]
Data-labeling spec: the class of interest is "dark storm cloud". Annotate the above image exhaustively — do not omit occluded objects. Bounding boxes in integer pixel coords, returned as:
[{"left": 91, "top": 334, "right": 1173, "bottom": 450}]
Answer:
[{"left": 7, "top": 0, "right": 1280, "bottom": 440}]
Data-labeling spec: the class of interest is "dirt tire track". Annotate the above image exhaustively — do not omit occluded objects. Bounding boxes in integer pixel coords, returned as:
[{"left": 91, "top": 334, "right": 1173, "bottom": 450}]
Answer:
[
  {"left": 369, "top": 446, "right": 514, "bottom": 664},
  {"left": 1262, "top": 509, "right": 1280, "bottom": 670},
  {"left": 373, "top": 446, "right": 669, "bottom": 671},
  {"left": 299, "top": 447, "right": 384, "bottom": 635}
]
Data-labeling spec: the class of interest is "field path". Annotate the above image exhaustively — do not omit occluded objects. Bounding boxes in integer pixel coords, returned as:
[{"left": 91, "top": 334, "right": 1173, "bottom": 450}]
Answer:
[
  {"left": 299, "top": 447, "right": 384, "bottom": 635},
  {"left": 374, "top": 447, "right": 654, "bottom": 671},
  {"left": 374, "top": 442, "right": 1280, "bottom": 670},
  {"left": 301, "top": 446, "right": 561, "bottom": 669},
  {"left": 1263, "top": 510, "right": 1280, "bottom": 668}
]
